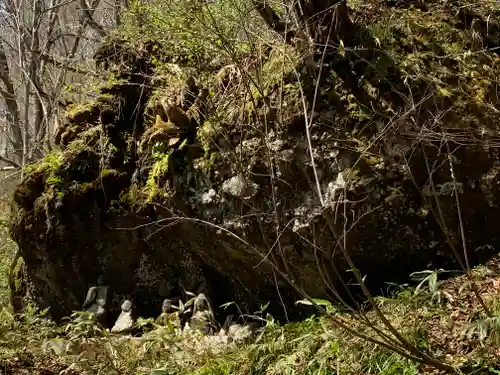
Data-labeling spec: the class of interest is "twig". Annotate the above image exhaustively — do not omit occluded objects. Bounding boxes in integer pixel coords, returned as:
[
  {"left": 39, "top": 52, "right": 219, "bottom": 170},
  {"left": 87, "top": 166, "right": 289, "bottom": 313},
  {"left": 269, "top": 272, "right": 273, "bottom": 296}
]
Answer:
[{"left": 0, "top": 155, "right": 20, "bottom": 168}]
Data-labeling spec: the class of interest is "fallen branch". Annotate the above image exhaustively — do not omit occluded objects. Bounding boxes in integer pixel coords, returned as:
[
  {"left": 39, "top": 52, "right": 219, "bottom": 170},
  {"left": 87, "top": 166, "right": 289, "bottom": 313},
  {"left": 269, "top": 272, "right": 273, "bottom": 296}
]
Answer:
[{"left": 0, "top": 155, "right": 20, "bottom": 168}]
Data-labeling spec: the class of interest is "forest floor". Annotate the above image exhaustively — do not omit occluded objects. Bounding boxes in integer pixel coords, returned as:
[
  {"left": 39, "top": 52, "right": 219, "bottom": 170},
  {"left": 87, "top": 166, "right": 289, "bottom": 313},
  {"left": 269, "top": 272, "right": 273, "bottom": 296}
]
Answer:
[
  {"left": 2, "top": 253, "right": 500, "bottom": 374},
  {"left": 3, "top": 0, "right": 500, "bottom": 373}
]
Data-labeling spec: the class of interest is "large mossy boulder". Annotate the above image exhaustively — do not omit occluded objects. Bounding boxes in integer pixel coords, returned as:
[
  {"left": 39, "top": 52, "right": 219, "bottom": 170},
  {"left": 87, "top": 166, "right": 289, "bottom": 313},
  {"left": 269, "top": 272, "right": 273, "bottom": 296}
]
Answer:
[{"left": 9, "top": 3, "right": 500, "bottom": 323}]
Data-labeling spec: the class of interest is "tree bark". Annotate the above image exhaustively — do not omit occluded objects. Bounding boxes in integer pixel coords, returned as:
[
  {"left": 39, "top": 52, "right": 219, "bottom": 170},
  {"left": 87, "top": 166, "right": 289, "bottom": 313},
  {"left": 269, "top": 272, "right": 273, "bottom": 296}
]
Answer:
[
  {"left": 115, "top": 0, "right": 122, "bottom": 26},
  {"left": 253, "top": 0, "right": 291, "bottom": 37},
  {"left": 29, "top": 0, "right": 45, "bottom": 146},
  {"left": 0, "top": 44, "right": 23, "bottom": 163}
]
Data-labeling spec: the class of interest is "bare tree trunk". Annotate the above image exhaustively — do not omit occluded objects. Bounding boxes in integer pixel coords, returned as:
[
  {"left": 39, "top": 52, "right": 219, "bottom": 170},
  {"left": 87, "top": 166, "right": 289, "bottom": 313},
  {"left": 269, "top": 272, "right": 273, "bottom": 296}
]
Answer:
[
  {"left": 31, "top": 0, "right": 63, "bottom": 157},
  {"left": 115, "top": 0, "right": 122, "bottom": 26},
  {"left": 18, "top": 0, "right": 45, "bottom": 169},
  {"left": 252, "top": 0, "right": 294, "bottom": 41},
  {"left": 0, "top": 0, "right": 128, "bottom": 167},
  {"left": 0, "top": 45, "right": 23, "bottom": 164},
  {"left": 29, "top": 1, "right": 44, "bottom": 146},
  {"left": 42, "top": 0, "right": 101, "bottom": 151}
]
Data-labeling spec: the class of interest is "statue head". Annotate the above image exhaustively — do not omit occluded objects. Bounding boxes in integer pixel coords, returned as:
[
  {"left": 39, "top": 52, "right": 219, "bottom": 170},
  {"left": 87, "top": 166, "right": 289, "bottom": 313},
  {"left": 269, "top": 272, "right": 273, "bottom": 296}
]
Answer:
[
  {"left": 121, "top": 300, "right": 132, "bottom": 312},
  {"left": 193, "top": 293, "right": 211, "bottom": 314},
  {"left": 162, "top": 299, "right": 173, "bottom": 313},
  {"left": 97, "top": 274, "right": 106, "bottom": 286}
]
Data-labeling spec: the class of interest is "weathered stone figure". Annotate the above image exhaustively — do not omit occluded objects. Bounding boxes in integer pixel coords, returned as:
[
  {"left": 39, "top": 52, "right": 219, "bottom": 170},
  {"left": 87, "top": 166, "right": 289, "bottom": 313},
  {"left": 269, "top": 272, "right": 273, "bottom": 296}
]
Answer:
[
  {"left": 82, "top": 275, "right": 108, "bottom": 324},
  {"left": 218, "top": 314, "right": 259, "bottom": 344},
  {"left": 189, "top": 293, "right": 216, "bottom": 335},
  {"left": 155, "top": 298, "right": 180, "bottom": 327},
  {"left": 111, "top": 299, "right": 135, "bottom": 334},
  {"left": 221, "top": 314, "right": 235, "bottom": 333},
  {"left": 227, "top": 322, "right": 259, "bottom": 344}
]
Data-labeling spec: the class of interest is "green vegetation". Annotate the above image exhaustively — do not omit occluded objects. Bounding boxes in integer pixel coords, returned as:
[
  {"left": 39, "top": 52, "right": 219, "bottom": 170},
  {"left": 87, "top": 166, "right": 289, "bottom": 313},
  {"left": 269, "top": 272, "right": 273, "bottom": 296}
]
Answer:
[
  {"left": 120, "top": 0, "right": 271, "bottom": 66},
  {"left": 23, "top": 151, "right": 64, "bottom": 177},
  {"left": 197, "top": 117, "right": 221, "bottom": 155},
  {"left": 2, "top": 263, "right": 500, "bottom": 373},
  {"left": 4, "top": 0, "right": 500, "bottom": 373},
  {"left": 145, "top": 143, "right": 174, "bottom": 201},
  {"left": 0, "top": 218, "right": 16, "bottom": 308}
]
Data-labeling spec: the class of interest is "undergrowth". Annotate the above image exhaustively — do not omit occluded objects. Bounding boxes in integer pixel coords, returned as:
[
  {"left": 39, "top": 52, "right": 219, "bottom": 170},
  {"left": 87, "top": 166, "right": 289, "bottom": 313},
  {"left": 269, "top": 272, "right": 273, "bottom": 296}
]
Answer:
[
  {"left": 0, "top": 217, "right": 16, "bottom": 308},
  {"left": 2, "top": 261, "right": 500, "bottom": 374},
  {"left": 5, "top": 0, "right": 500, "bottom": 374}
]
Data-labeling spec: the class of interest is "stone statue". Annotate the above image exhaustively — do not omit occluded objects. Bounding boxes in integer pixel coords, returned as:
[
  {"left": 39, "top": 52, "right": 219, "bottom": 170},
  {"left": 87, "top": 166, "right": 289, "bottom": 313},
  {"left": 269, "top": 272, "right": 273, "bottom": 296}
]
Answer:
[
  {"left": 155, "top": 298, "right": 180, "bottom": 327},
  {"left": 189, "top": 293, "right": 216, "bottom": 335},
  {"left": 82, "top": 275, "right": 108, "bottom": 324},
  {"left": 227, "top": 322, "right": 259, "bottom": 344},
  {"left": 218, "top": 315, "right": 259, "bottom": 344},
  {"left": 111, "top": 299, "right": 135, "bottom": 334},
  {"left": 222, "top": 314, "right": 235, "bottom": 332}
]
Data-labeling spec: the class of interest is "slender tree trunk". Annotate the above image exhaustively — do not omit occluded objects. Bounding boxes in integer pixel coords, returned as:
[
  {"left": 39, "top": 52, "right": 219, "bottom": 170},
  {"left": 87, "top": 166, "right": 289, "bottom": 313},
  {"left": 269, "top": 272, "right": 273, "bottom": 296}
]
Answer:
[
  {"left": 30, "top": 1, "right": 44, "bottom": 146},
  {"left": 115, "top": 0, "right": 122, "bottom": 26},
  {"left": 0, "top": 45, "right": 23, "bottom": 164}
]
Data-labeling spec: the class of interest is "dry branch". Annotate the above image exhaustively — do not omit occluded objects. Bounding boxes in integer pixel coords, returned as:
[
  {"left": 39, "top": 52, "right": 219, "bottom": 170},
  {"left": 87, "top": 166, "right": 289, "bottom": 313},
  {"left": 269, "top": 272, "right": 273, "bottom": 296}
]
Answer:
[
  {"left": 0, "top": 154, "right": 20, "bottom": 168},
  {"left": 79, "top": 0, "right": 106, "bottom": 37}
]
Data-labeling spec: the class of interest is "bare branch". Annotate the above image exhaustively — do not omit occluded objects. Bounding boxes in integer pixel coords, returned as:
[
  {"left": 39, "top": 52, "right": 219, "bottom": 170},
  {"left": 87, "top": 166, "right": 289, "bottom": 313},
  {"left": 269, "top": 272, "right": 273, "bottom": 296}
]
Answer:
[
  {"left": 253, "top": 0, "right": 352, "bottom": 44},
  {"left": 48, "top": 32, "right": 102, "bottom": 47},
  {"left": 79, "top": 0, "right": 106, "bottom": 37},
  {"left": 43, "top": 0, "right": 79, "bottom": 14},
  {"left": 38, "top": 52, "right": 97, "bottom": 75},
  {"left": 30, "top": 81, "right": 70, "bottom": 110},
  {"left": 252, "top": 0, "right": 291, "bottom": 39},
  {"left": 0, "top": 154, "right": 20, "bottom": 168}
]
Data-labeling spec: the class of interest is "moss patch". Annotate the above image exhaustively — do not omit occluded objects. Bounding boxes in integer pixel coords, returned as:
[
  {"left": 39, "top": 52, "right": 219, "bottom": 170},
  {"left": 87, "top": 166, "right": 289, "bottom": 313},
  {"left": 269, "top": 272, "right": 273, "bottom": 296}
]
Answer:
[{"left": 145, "top": 146, "right": 173, "bottom": 201}]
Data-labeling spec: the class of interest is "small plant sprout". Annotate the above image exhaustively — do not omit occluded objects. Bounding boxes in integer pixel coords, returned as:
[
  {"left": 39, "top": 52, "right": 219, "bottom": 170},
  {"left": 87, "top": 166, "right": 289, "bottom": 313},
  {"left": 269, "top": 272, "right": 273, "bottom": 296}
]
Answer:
[{"left": 410, "top": 269, "right": 456, "bottom": 305}]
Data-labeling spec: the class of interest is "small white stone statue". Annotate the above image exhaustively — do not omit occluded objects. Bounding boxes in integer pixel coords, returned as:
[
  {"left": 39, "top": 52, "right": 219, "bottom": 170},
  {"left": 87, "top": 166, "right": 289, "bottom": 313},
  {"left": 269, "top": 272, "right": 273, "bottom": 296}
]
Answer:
[
  {"left": 111, "top": 299, "right": 135, "bottom": 334},
  {"left": 190, "top": 293, "right": 216, "bottom": 334}
]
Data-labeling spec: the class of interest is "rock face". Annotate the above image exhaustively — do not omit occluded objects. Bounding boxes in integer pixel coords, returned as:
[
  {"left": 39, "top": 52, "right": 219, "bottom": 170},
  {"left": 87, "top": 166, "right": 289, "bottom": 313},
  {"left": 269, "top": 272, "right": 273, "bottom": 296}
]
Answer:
[{"left": 9, "top": 5, "right": 500, "bottom": 324}]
